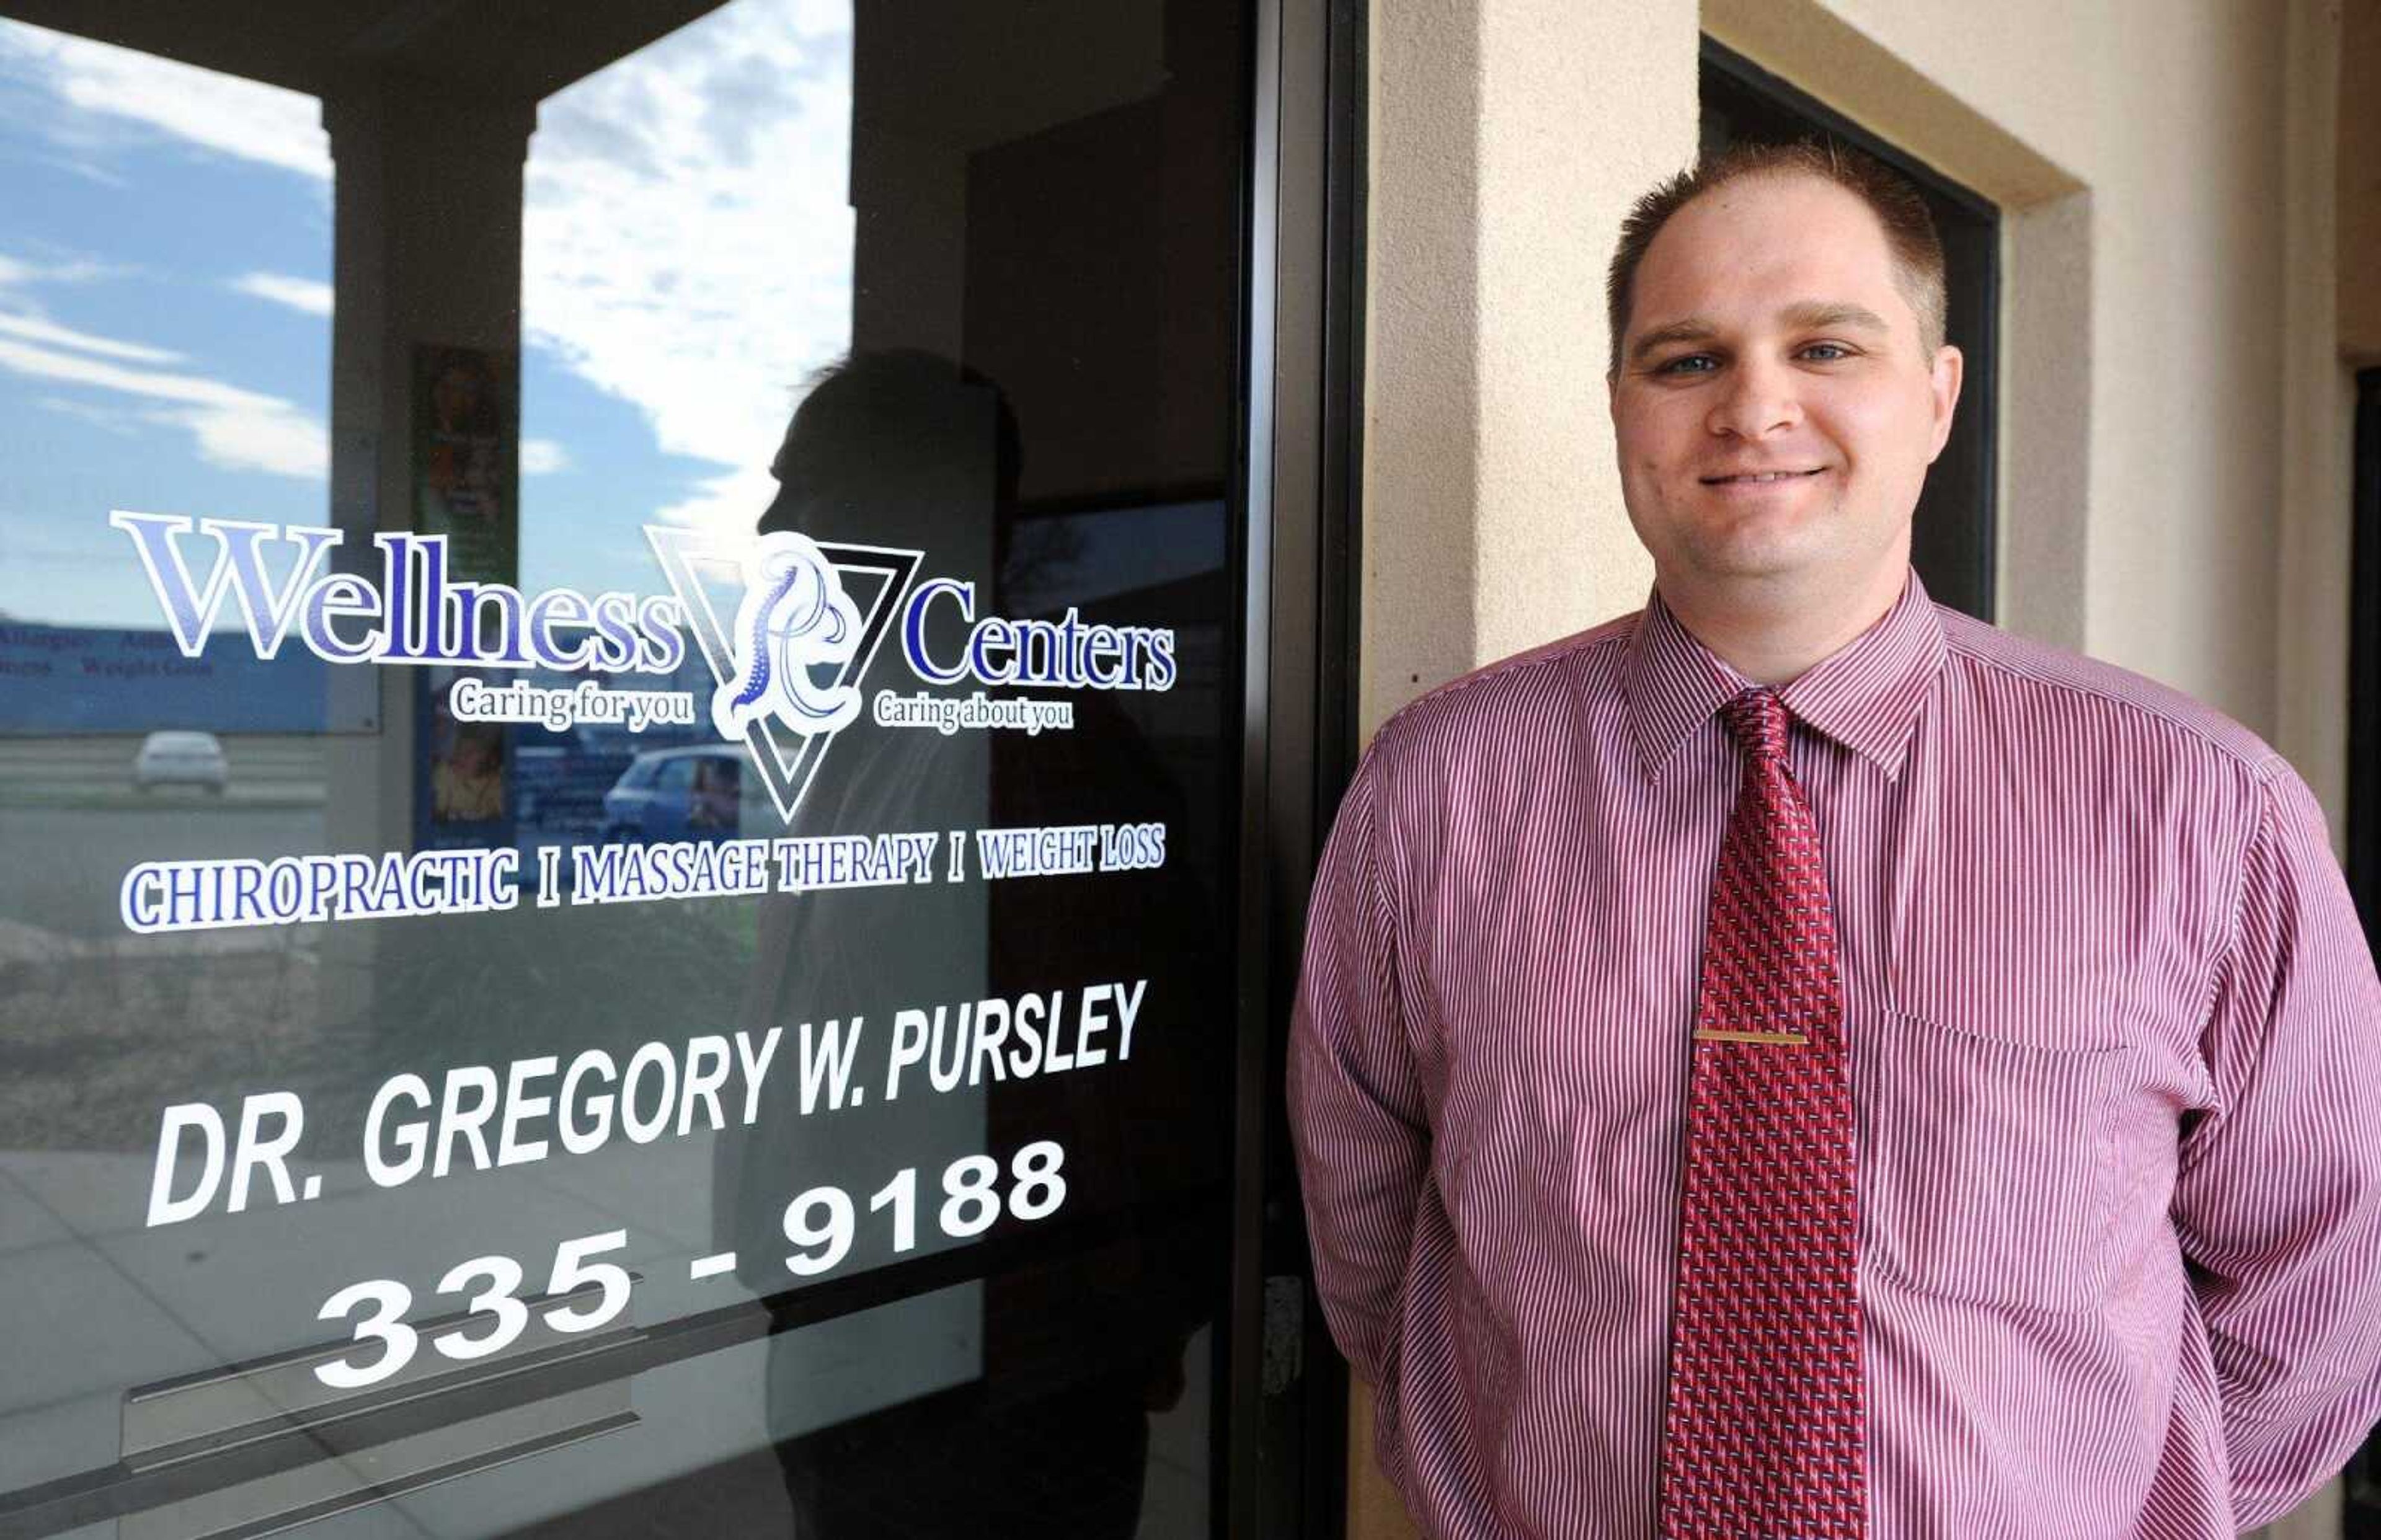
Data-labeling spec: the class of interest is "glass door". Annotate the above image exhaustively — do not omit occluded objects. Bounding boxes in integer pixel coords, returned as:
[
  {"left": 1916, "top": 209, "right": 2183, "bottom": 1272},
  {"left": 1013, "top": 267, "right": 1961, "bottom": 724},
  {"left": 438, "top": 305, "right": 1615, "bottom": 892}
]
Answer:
[{"left": 0, "top": 1, "right": 1308, "bottom": 1533}]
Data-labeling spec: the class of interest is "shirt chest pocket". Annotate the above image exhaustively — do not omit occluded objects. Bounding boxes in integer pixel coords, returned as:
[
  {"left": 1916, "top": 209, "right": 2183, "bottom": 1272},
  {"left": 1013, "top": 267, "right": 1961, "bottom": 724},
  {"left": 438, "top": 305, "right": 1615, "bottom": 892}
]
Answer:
[{"left": 1859, "top": 1007, "right": 2124, "bottom": 1315}]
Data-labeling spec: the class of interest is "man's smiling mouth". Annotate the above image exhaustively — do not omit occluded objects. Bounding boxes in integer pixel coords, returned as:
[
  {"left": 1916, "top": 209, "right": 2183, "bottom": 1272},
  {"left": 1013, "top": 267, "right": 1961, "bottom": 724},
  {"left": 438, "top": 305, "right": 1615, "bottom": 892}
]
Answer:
[{"left": 1700, "top": 468, "right": 1826, "bottom": 485}]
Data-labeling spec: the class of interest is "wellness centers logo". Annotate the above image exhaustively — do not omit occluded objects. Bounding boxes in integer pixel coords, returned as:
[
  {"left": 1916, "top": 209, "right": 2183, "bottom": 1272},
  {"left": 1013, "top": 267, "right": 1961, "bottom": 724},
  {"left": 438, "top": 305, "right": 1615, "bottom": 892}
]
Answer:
[{"left": 109, "top": 512, "right": 1178, "bottom": 825}]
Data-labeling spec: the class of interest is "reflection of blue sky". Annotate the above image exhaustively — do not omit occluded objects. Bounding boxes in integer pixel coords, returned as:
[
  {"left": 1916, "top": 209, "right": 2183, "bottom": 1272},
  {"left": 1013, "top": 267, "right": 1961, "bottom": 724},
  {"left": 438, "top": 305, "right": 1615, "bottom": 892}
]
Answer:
[
  {"left": 0, "top": 29, "right": 329, "bottom": 625},
  {"left": 0, "top": 0, "right": 854, "bottom": 626}
]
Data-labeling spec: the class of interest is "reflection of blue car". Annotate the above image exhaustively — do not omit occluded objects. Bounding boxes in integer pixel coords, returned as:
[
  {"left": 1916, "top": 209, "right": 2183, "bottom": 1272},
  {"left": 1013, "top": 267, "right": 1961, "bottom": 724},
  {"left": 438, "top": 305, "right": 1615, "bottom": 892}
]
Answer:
[
  {"left": 513, "top": 726, "right": 636, "bottom": 833},
  {"left": 600, "top": 746, "right": 745, "bottom": 842}
]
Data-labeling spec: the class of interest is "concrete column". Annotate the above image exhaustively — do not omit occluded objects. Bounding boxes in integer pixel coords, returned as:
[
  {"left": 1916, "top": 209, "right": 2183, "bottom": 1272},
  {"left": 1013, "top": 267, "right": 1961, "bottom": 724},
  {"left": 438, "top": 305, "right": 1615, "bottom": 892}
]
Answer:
[
  {"left": 316, "top": 80, "right": 535, "bottom": 1019},
  {"left": 1360, "top": 0, "right": 1693, "bottom": 741},
  {"left": 2271, "top": 0, "right": 2359, "bottom": 850},
  {"left": 2334, "top": 0, "right": 2381, "bottom": 366}
]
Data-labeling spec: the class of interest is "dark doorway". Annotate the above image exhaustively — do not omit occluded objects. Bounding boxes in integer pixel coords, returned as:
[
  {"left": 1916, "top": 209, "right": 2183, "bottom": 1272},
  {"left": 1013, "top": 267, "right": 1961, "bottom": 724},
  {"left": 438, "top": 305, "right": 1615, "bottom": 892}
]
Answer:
[
  {"left": 2348, "top": 363, "right": 2381, "bottom": 1540},
  {"left": 2349, "top": 366, "right": 2381, "bottom": 944}
]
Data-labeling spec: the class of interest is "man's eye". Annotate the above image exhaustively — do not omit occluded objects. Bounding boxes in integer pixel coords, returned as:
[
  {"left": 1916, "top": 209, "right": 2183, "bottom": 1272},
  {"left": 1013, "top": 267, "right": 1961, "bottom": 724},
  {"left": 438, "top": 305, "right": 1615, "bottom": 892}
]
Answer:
[
  {"left": 1799, "top": 342, "right": 1851, "bottom": 362},
  {"left": 1656, "top": 354, "right": 1716, "bottom": 375}
]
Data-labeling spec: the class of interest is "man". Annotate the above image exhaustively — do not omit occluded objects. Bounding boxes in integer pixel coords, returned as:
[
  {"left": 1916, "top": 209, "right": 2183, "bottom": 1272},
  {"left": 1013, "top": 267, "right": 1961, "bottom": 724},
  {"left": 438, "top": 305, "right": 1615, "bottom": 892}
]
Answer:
[{"left": 1288, "top": 141, "right": 2381, "bottom": 1538}]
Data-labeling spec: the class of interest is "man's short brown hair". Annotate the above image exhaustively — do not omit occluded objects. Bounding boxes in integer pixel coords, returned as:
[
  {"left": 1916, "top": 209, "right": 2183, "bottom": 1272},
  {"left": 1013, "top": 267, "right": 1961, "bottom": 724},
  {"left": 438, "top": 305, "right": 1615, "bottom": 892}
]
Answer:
[{"left": 1605, "top": 139, "right": 1948, "bottom": 379}]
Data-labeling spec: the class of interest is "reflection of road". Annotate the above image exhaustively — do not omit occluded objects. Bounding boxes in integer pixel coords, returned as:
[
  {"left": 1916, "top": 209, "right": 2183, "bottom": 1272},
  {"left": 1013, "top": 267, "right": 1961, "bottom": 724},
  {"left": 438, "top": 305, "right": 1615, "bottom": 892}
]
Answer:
[
  {"left": 0, "top": 803, "right": 325, "bottom": 939},
  {"left": 0, "top": 734, "right": 324, "bottom": 800}
]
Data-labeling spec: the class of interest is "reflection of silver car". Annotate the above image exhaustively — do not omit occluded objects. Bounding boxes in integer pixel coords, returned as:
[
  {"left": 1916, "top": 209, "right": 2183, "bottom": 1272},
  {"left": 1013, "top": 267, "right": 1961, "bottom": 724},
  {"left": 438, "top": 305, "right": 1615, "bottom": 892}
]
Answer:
[{"left": 133, "top": 730, "right": 228, "bottom": 792}]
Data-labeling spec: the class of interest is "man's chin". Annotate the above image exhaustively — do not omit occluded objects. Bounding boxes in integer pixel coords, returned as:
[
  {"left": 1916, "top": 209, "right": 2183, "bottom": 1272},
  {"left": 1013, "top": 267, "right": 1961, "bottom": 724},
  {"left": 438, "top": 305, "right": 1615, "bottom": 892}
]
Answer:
[
  {"left": 1660, "top": 532, "right": 1913, "bottom": 619},
  {"left": 1674, "top": 534, "right": 1829, "bottom": 585}
]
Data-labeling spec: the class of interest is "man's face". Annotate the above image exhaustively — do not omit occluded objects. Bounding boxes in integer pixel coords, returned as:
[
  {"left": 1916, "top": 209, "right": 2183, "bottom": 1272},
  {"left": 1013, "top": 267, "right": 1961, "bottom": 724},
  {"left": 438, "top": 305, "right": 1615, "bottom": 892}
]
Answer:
[{"left": 1608, "top": 173, "right": 1961, "bottom": 603}]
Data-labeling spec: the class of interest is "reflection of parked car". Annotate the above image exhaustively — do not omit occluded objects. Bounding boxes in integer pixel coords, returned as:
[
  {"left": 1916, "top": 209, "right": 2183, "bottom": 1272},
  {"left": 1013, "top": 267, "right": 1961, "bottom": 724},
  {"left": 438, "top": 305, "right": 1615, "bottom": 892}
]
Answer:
[
  {"left": 133, "top": 731, "right": 228, "bottom": 792},
  {"left": 601, "top": 746, "right": 745, "bottom": 842},
  {"left": 513, "top": 725, "right": 640, "bottom": 833}
]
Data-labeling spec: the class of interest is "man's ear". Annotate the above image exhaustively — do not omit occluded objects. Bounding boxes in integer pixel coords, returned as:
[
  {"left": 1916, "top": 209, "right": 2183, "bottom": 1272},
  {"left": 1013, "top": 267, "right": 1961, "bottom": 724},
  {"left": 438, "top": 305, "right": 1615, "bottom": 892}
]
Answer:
[{"left": 1925, "top": 344, "right": 1964, "bottom": 462}]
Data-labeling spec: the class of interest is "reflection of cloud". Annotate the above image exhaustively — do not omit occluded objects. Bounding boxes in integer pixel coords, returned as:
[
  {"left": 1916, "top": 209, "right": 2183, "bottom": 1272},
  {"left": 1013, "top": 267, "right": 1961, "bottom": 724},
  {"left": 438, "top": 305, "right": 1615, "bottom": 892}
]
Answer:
[
  {"left": 0, "top": 336, "right": 324, "bottom": 479},
  {"left": 172, "top": 396, "right": 324, "bottom": 479},
  {"left": 0, "top": 26, "right": 329, "bottom": 481},
  {"left": 32, "top": 396, "right": 140, "bottom": 435},
  {"left": 525, "top": 0, "right": 854, "bottom": 535},
  {"left": 0, "top": 20, "right": 329, "bottom": 182},
  {"left": 655, "top": 464, "right": 781, "bottom": 536},
  {"left": 0, "top": 252, "right": 133, "bottom": 286},
  {"left": 231, "top": 272, "right": 332, "bottom": 316},
  {"left": 1, "top": 5, "right": 853, "bottom": 531},
  {"left": 0, "top": 309, "right": 180, "bottom": 363},
  {"left": 0, "top": 250, "right": 156, "bottom": 366},
  {"left": 521, "top": 438, "right": 569, "bottom": 476}
]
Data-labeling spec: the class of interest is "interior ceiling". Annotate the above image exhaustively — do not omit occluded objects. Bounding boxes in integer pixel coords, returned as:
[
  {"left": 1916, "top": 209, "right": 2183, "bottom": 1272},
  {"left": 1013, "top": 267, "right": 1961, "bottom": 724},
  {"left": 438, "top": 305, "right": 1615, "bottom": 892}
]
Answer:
[{"left": 0, "top": 0, "right": 729, "bottom": 104}]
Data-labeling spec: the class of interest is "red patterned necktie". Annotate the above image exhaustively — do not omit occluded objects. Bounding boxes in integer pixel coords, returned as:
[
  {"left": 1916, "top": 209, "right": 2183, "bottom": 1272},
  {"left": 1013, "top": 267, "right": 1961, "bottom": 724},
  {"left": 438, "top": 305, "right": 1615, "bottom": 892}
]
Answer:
[{"left": 1657, "top": 686, "right": 1867, "bottom": 1538}]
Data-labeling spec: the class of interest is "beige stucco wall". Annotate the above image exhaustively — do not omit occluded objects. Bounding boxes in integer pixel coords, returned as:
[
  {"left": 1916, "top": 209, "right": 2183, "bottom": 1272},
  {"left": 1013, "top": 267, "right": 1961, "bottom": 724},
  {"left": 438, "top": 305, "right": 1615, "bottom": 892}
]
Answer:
[
  {"left": 1358, "top": 0, "right": 1690, "bottom": 739},
  {"left": 1349, "top": 1, "right": 2360, "bottom": 1536}
]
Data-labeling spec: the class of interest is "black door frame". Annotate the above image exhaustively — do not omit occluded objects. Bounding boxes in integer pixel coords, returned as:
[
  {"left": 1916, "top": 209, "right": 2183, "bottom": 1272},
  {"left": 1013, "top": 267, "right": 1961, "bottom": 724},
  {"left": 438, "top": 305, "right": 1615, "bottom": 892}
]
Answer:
[{"left": 1230, "top": 0, "right": 1363, "bottom": 1532}]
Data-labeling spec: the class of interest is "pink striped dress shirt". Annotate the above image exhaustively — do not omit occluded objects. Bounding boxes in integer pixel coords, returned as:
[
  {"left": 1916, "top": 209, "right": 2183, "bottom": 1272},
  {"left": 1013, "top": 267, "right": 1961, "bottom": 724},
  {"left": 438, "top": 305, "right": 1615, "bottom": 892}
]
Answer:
[{"left": 1289, "top": 568, "right": 2381, "bottom": 1538}]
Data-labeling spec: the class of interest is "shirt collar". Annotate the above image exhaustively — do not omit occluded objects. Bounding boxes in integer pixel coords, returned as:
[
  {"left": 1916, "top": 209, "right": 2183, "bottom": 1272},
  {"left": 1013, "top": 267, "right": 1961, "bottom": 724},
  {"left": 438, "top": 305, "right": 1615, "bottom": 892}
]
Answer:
[{"left": 1621, "top": 565, "right": 1948, "bottom": 782}]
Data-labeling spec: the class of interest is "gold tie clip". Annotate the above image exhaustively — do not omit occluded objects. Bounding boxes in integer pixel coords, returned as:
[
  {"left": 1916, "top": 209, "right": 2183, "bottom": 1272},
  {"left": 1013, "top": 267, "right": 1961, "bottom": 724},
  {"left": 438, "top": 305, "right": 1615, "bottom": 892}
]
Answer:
[{"left": 1693, "top": 1027, "right": 1809, "bottom": 1047}]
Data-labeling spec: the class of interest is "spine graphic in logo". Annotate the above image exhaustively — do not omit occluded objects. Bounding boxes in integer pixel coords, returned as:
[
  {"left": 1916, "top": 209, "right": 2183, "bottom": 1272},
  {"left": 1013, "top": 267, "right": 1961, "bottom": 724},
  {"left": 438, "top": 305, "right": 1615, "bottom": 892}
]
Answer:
[
  {"left": 646, "top": 525, "right": 923, "bottom": 828},
  {"left": 712, "top": 533, "right": 864, "bottom": 743}
]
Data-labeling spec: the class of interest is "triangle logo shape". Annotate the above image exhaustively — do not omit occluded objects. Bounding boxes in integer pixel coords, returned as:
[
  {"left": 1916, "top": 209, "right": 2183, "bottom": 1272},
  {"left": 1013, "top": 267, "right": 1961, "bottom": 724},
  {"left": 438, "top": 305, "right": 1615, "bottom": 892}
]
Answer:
[{"left": 645, "top": 525, "right": 923, "bottom": 825}]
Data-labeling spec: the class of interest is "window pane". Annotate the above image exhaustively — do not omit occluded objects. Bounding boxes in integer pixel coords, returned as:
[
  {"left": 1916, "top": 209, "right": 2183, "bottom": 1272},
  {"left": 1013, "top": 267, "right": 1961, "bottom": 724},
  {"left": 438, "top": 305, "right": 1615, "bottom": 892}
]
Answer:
[{"left": 0, "top": 1, "right": 1249, "bottom": 1534}]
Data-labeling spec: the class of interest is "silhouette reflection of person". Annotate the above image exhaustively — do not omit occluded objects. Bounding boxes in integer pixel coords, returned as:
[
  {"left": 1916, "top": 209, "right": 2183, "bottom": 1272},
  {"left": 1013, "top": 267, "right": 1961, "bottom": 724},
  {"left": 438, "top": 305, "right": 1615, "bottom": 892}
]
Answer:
[{"left": 714, "top": 351, "right": 1225, "bottom": 1537}]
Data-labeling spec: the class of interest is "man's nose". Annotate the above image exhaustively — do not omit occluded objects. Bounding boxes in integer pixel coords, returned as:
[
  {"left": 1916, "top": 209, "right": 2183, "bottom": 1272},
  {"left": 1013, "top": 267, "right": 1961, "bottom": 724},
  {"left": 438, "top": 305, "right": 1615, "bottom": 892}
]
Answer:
[{"left": 1705, "top": 356, "right": 1801, "bottom": 440}]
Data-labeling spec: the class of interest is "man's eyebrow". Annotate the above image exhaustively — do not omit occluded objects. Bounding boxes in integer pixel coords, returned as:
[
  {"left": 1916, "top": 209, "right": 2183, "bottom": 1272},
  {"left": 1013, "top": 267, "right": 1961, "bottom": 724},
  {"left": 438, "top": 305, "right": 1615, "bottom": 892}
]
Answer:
[
  {"left": 1626, "top": 302, "right": 1894, "bottom": 368},
  {"left": 1778, "top": 300, "right": 1891, "bottom": 334},
  {"left": 1626, "top": 318, "right": 1718, "bottom": 365}
]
